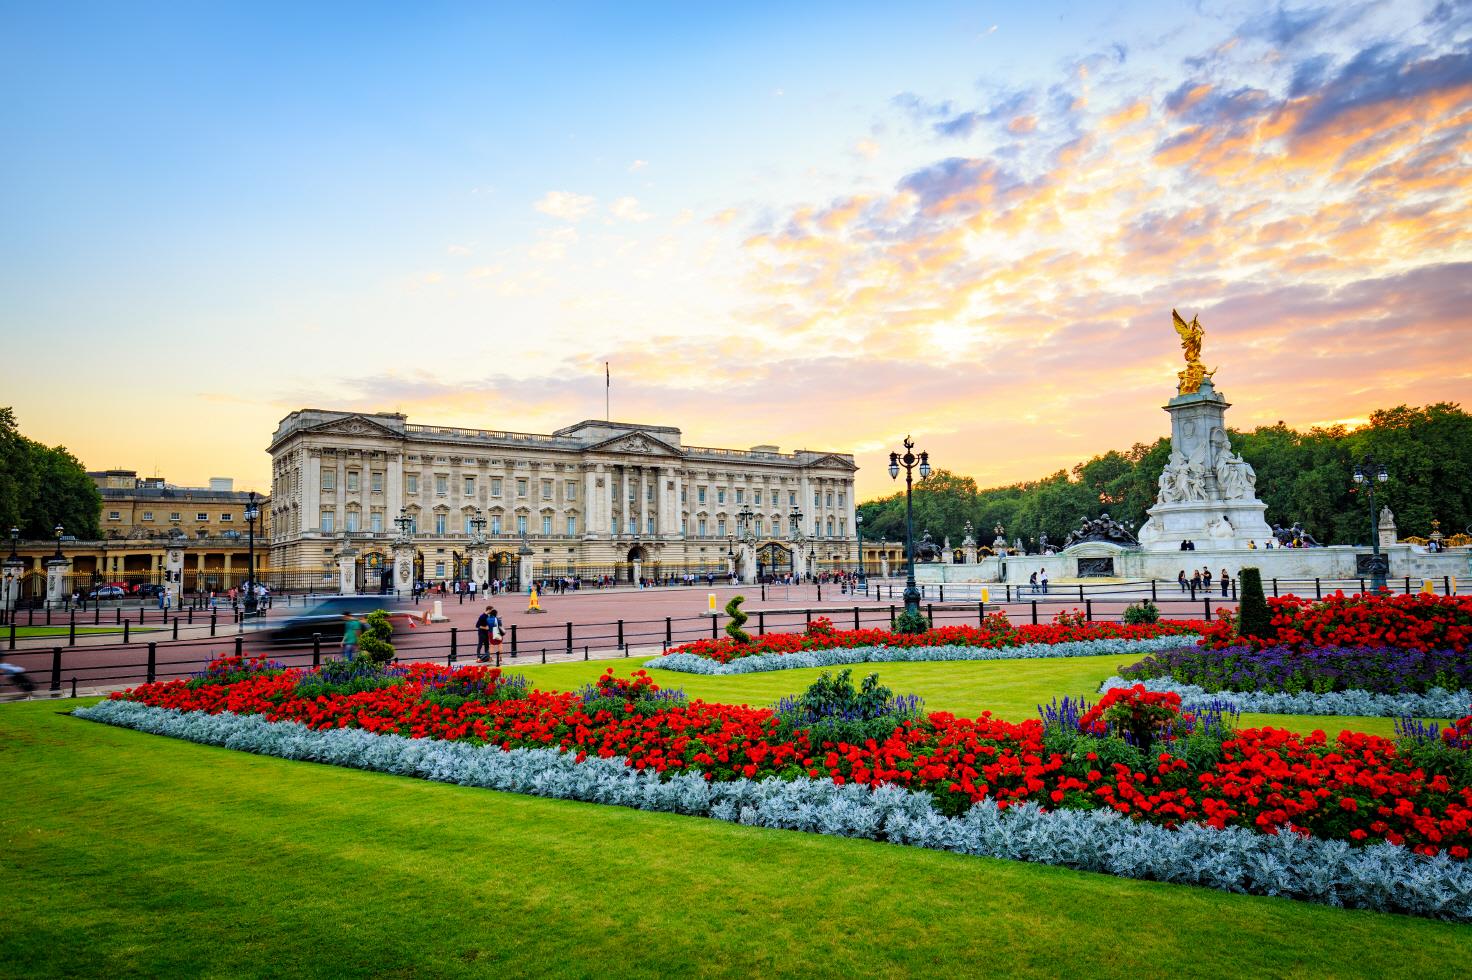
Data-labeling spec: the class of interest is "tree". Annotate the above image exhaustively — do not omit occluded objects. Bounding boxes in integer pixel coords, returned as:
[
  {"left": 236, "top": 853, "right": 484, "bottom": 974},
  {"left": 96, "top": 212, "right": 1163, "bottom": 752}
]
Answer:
[{"left": 0, "top": 407, "right": 101, "bottom": 539}]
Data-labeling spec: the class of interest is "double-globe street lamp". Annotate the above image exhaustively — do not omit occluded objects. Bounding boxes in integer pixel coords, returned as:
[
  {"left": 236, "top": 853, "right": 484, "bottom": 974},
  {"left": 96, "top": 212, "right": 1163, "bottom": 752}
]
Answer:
[
  {"left": 854, "top": 512, "right": 864, "bottom": 586},
  {"left": 1352, "top": 456, "right": 1390, "bottom": 593},
  {"left": 243, "top": 491, "right": 260, "bottom": 615},
  {"left": 887, "top": 436, "right": 931, "bottom": 618}
]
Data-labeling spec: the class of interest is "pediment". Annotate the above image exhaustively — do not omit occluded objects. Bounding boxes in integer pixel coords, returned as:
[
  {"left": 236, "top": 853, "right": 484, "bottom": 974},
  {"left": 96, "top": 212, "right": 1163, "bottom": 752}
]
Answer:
[
  {"left": 306, "top": 415, "right": 402, "bottom": 439},
  {"left": 588, "top": 432, "right": 684, "bottom": 457},
  {"left": 806, "top": 453, "right": 857, "bottom": 471}
]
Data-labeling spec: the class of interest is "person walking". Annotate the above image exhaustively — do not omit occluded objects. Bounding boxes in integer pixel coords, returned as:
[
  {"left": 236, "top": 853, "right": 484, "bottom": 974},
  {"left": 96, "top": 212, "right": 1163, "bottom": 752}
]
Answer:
[
  {"left": 1028, "top": 571, "right": 1038, "bottom": 595},
  {"left": 1220, "top": 569, "right": 1231, "bottom": 598},
  {"left": 1039, "top": 569, "right": 1050, "bottom": 595},
  {"left": 487, "top": 606, "right": 502, "bottom": 658},
  {"left": 340, "top": 613, "right": 363, "bottom": 660}
]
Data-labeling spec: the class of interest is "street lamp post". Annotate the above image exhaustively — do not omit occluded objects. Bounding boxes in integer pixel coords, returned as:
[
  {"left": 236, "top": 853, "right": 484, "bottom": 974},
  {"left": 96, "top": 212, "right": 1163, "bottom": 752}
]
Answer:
[
  {"left": 855, "top": 513, "right": 864, "bottom": 584},
  {"left": 788, "top": 505, "right": 805, "bottom": 580},
  {"left": 888, "top": 435, "right": 931, "bottom": 618},
  {"left": 7, "top": 526, "right": 18, "bottom": 561},
  {"left": 244, "top": 491, "right": 260, "bottom": 614},
  {"left": 53, "top": 524, "right": 64, "bottom": 560},
  {"left": 1353, "top": 457, "right": 1390, "bottom": 592}
]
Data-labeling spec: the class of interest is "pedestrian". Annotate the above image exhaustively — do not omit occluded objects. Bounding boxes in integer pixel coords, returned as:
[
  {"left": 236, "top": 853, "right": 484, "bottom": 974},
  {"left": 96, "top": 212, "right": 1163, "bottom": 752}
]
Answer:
[
  {"left": 487, "top": 606, "right": 503, "bottom": 657},
  {"left": 1203, "top": 567, "right": 1213, "bottom": 591},
  {"left": 1039, "top": 569, "right": 1049, "bottom": 595},
  {"left": 1028, "top": 571, "right": 1038, "bottom": 595},
  {"left": 340, "top": 613, "right": 363, "bottom": 660},
  {"left": 0, "top": 660, "right": 35, "bottom": 694},
  {"left": 1178, "top": 570, "right": 1187, "bottom": 593},
  {"left": 474, "top": 605, "right": 492, "bottom": 661},
  {"left": 1220, "top": 569, "right": 1231, "bottom": 598}
]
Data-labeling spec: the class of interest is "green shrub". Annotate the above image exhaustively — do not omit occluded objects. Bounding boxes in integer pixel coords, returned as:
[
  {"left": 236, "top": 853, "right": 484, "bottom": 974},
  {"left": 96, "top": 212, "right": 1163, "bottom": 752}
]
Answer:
[
  {"left": 1123, "top": 600, "right": 1160, "bottom": 625},
  {"left": 357, "top": 610, "right": 397, "bottom": 666},
  {"left": 1236, "top": 567, "right": 1272, "bottom": 641},
  {"left": 724, "top": 595, "right": 751, "bottom": 644},
  {"left": 893, "top": 608, "right": 930, "bottom": 634},
  {"left": 775, "top": 669, "right": 926, "bottom": 746}
]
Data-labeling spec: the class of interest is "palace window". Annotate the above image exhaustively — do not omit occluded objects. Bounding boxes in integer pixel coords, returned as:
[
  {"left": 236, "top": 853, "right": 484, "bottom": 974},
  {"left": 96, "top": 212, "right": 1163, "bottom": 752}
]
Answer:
[
  {"left": 371, "top": 471, "right": 384, "bottom": 493},
  {"left": 322, "top": 469, "right": 336, "bottom": 491},
  {"left": 169, "top": 512, "right": 180, "bottom": 522},
  {"left": 345, "top": 510, "right": 359, "bottom": 533},
  {"left": 463, "top": 514, "right": 473, "bottom": 534},
  {"left": 826, "top": 492, "right": 834, "bottom": 508},
  {"left": 346, "top": 471, "right": 359, "bottom": 492},
  {"left": 717, "top": 489, "right": 726, "bottom": 505},
  {"left": 517, "top": 478, "right": 528, "bottom": 498},
  {"left": 681, "top": 488, "right": 687, "bottom": 504},
  {"left": 141, "top": 511, "right": 153, "bottom": 522},
  {"left": 717, "top": 519, "right": 727, "bottom": 536},
  {"left": 434, "top": 513, "right": 447, "bottom": 535},
  {"left": 491, "top": 478, "right": 502, "bottom": 497},
  {"left": 220, "top": 513, "right": 232, "bottom": 522},
  {"left": 196, "top": 512, "right": 208, "bottom": 522},
  {"left": 566, "top": 480, "right": 577, "bottom": 500},
  {"left": 838, "top": 492, "right": 846, "bottom": 508},
  {"left": 321, "top": 510, "right": 335, "bottom": 533},
  {"left": 647, "top": 516, "right": 655, "bottom": 535},
  {"left": 517, "top": 515, "right": 527, "bottom": 535},
  {"left": 754, "top": 490, "right": 762, "bottom": 505},
  {"left": 542, "top": 516, "right": 553, "bottom": 535},
  {"left": 628, "top": 517, "right": 636, "bottom": 534},
  {"left": 698, "top": 487, "right": 707, "bottom": 504},
  {"left": 566, "top": 516, "right": 577, "bottom": 536},
  {"left": 735, "top": 489, "right": 744, "bottom": 504},
  {"left": 435, "top": 562, "right": 445, "bottom": 578},
  {"left": 788, "top": 491, "right": 796, "bottom": 506},
  {"left": 681, "top": 518, "right": 688, "bottom": 535},
  {"left": 435, "top": 475, "right": 448, "bottom": 496},
  {"left": 406, "top": 474, "right": 419, "bottom": 494},
  {"left": 464, "top": 476, "right": 475, "bottom": 496},
  {"left": 698, "top": 519, "right": 707, "bottom": 537},
  {"left": 542, "top": 480, "right": 552, "bottom": 500},
  {"left": 490, "top": 515, "right": 501, "bottom": 535},
  {"left": 370, "top": 511, "right": 383, "bottom": 533},
  {"left": 839, "top": 518, "right": 846, "bottom": 537},
  {"left": 814, "top": 492, "right": 820, "bottom": 509}
]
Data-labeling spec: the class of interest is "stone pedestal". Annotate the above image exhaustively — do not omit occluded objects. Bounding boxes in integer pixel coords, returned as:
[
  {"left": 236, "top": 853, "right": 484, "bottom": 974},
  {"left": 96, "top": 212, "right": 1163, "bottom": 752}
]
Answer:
[
  {"left": 2, "top": 558, "right": 23, "bottom": 617},
  {"left": 392, "top": 542, "right": 416, "bottom": 594},
  {"left": 736, "top": 542, "right": 756, "bottom": 583},
  {"left": 336, "top": 545, "right": 358, "bottom": 596},
  {"left": 165, "top": 545, "right": 186, "bottom": 600},
  {"left": 631, "top": 559, "right": 643, "bottom": 584},
  {"left": 880, "top": 557, "right": 890, "bottom": 577},
  {"left": 45, "top": 558, "right": 70, "bottom": 609},
  {"left": 1379, "top": 507, "right": 1398, "bottom": 548},
  {"left": 1138, "top": 378, "right": 1273, "bottom": 551},
  {"left": 467, "top": 544, "right": 489, "bottom": 587},
  {"left": 518, "top": 550, "right": 535, "bottom": 591}
]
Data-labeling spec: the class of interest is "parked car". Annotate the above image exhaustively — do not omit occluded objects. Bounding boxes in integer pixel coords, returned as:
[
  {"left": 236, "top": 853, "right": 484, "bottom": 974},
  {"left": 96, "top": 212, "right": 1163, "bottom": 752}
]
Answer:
[
  {"left": 89, "top": 586, "right": 126, "bottom": 600},
  {"left": 135, "top": 584, "right": 167, "bottom": 599},
  {"left": 261, "top": 596, "right": 420, "bottom": 646}
]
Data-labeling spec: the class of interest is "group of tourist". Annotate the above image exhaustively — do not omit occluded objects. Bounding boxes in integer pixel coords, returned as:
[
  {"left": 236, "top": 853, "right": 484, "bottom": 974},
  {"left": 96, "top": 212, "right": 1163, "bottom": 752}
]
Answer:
[
  {"left": 1027, "top": 569, "right": 1051, "bottom": 594},
  {"left": 1177, "top": 567, "right": 1233, "bottom": 597}
]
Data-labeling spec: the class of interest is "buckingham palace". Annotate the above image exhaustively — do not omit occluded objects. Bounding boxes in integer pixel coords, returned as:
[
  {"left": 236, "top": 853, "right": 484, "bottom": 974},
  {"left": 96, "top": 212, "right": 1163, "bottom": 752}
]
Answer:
[{"left": 267, "top": 410, "right": 858, "bottom": 590}]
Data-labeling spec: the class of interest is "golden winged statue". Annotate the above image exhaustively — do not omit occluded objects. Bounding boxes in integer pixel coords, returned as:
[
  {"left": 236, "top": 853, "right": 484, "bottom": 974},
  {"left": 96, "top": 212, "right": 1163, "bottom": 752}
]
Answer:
[{"left": 1171, "top": 309, "right": 1216, "bottom": 394}]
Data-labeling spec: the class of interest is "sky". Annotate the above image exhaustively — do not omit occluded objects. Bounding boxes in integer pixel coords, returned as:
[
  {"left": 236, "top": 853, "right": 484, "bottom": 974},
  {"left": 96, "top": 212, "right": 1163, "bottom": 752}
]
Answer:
[{"left": 2, "top": 0, "right": 1469, "bottom": 500}]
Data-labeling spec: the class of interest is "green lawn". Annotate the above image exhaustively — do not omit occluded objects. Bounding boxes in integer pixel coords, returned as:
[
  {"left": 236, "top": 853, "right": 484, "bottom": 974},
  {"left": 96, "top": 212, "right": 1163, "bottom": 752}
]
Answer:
[
  {"left": 5, "top": 625, "right": 158, "bottom": 638},
  {"left": 510, "top": 653, "right": 1416, "bottom": 738},
  {"left": 2, "top": 699, "right": 1468, "bottom": 977}
]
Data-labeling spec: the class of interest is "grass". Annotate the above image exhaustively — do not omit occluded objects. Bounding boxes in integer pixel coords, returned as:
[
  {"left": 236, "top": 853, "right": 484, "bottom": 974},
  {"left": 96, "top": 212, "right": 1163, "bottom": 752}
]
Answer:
[
  {"left": 508, "top": 653, "right": 1419, "bottom": 738},
  {"left": 2, "top": 698, "right": 1469, "bottom": 977},
  {"left": 5, "top": 625, "right": 158, "bottom": 638}
]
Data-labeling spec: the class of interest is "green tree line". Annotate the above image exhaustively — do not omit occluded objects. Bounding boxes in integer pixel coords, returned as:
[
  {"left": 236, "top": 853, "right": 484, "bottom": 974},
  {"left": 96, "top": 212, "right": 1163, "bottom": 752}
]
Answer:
[
  {"left": 0, "top": 407, "right": 102, "bottom": 540},
  {"left": 858, "top": 403, "right": 1472, "bottom": 551}
]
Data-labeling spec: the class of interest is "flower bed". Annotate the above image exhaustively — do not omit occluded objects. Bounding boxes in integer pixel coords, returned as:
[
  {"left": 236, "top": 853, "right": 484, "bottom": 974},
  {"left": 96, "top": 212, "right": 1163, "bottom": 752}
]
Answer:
[
  {"left": 1118, "top": 644, "right": 1472, "bottom": 697},
  {"left": 77, "top": 692, "right": 1472, "bottom": 922},
  {"left": 90, "top": 660, "right": 1472, "bottom": 858},
  {"left": 1097, "top": 674, "right": 1472, "bottom": 720},
  {"left": 655, "top": 616, "right": 1204, "bottom": 667},
  {"left": 1202, "top": 592, "right": 1472, "bottom": 652}
]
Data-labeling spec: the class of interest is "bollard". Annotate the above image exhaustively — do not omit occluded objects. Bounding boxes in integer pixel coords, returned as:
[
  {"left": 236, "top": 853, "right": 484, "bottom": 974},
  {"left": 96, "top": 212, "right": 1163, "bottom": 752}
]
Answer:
[
  {"left": 139, "top": 608, "right": 145, "bottom": 625},
  {"left": 8, "top": 620, "right": 14, "bottom": 650},
  {"left": 761, "top": 583, "right": 766, "bottom": 601},
  {"left": 926, "top": 603, "right": 933, "bottom": 622},
  {"left": 510, "top": 624, "right": 518, "bottom": 658},
  {"left": 1315, "top": 577, "right": 1322, "bottom": 599},
  {"left": 1272, "top": 578, "right": 1278, "bottom": 597},
  {"left": 889, "top": 605, "right": 896, "bottom": 627},
  {"left": 94, "top": 605, "right": 99, "bottom": 625},
  {"left": 939, "top": 586, "right": 944, "bottom": 603},
  {"left": 854, "top": 606, "right": 861, "bottom": 630},
  {"left": 665, "top": 617, "right": 672, "bottom": 645},
  {"left": 584, "top": 645, "right": 589, "bottom": 661},
  {"left": 1151, "top": 580, "right": 1157, "bottom": 602},
  {"left": 188, "top": 608, "right": 193, "bottom": 625},
  {"left": 617, "top": 619, "right": 625, "bottom": 650},
  {"left": 978, "top": 602, "right": 984, "bottom": 626},
  {"left": 450, "top": 627, "right": 458, "bottom": 663},
  {"left": 566, "top": 622, "right": 574, "bottom": 659},
  {"left": 1085, "top": 599, "right": 1093, "bottom": 622},
  {"left": 1203, "top": 597, "right": 1211, "bottom": 620},
  {"left": 1031, "top": 601, "right": 1039, "bottom": 625},
  {"left": 1078, "top": 585, "right": 1085, "bottom": 602},
  {"left": 1404, "top": 576, "right": 1412, "bottom": 595},
  {"left": 69, "top": 612, "right": 76, "bottom": 647},
  {"left": 817, "top": 583, "right": 822, "bottom": 602},
  {"left": 234, "top": 635, "right": 243, "bottom": 658},
  {"left": 124, "top": 620, "right": 130, "bottom": 644},
  {"left": 711, "top": 615, "right": 718, "bottom": 639},
  {"left": 758, "top": 611, "right": 765, "bottom": 635},
  {"left": 71, "top": 676, "right": 77, "bottom": 699},
  {"left": 805, "top": 609, "right": 812, "bottom": 626},
  {"left": 540, "top": 648, "right": 546, "bottom": 664},
  {"left": 1446, "top": 575, "right": 1452, "bottom": 596},
  {"left": 312, "top": 633, "right": 321, "bottom": 668},
  {"left": 116, "top": 608, "right": 121, "bottom": 625},
  {"left": 210, "top": 612, "right": 217, "bottom": 636},
  {"left": 50, "top": 647, "right": 61, "bottom": 692},
  {"left": 147, "top": 642, "right": 157, "bottom": 683}
]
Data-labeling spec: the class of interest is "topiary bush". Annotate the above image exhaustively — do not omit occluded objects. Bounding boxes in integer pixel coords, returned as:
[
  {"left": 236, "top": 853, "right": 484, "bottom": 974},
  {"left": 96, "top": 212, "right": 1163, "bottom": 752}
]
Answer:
[
  {"left": 357, "top": 609, "right": 397, "bottom": 666},
  {"left": 724, "top": 595, "right": 751, "bottom": 644},
  {"left": 893, "top": 608, "right": 930, "bottom": 634},
  {"left": 1236, "top": 567, "right": 1272, "bottom": 642},
  {"left": 1123, "top": 600, "right": 1160, "bottom": 625}
]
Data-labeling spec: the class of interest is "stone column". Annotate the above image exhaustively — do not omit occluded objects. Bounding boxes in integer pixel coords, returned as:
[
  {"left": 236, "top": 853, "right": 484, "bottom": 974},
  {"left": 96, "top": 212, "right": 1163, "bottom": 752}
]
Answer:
[
  {"left": 639, "top": 467, "right": 648, "bottom": 538},
  {"left": 336, "top": 544, "right": 358, "bottom": 596},
  {"left": 518, "top": 544, "right": 535, "bottom": 592},
  {"left": 671, "top": 469, "right": 683, "bottom": 538},
  {"left": 583, "top": 467, "right": 597, "bottom": 538},
  {"left": 2, "top": 556, "right": 23, "bottom": 618},
  {"left": 800, "top": 474, "right": 813, "bottom": 536},
  {"left": 392, "top": 542, "right": 416, "bottom": 594},
  {"left": 46, "top": 557, "right": 70, "bottom": 609},
  {"left": 467, "top": 544, "right": 489, "bottom": 586},
  {"left": 304, "top": 452, "right": 322, "bottom": 532}
]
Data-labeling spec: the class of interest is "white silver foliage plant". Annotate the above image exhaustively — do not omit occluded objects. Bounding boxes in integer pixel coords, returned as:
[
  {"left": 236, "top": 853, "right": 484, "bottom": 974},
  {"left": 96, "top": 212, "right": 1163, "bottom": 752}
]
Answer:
[{"left": 1097, "top": 674, "right": 1472, "bottom": 718}]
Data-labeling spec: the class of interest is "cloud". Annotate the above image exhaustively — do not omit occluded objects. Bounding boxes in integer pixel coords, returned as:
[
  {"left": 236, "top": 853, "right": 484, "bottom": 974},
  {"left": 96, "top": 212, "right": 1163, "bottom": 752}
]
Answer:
[
  {"left": 446, "top": 244, "right": 472, "bottom": 256},
  {"left": 852, "top": 138, "right": 881, "bottom": 159},
  {"left": 534, "top": 191, "right": 597, "bottom": 222},
  {"left": 609, "top": 196, "right": 651, "bottom": 222},
  {"left": 628, "top": 159, "right": 648, "bottom": 172},
  {"left": 528, "top": 227, "right": 578, "bottom": 262}
]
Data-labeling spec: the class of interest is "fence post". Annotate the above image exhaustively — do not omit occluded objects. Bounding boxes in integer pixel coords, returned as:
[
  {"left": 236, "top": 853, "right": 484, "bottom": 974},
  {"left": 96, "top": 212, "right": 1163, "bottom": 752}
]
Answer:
[
  {"left": 69, "top": 611, "right": 76, "bottom": 647},
  {"left": 511, "top": 624, "right": 518, "bottom": 658},
  {"left": 854, "top": 606, "right": 860, "bottom": 630},
  {"left": 1151, "top": 580, "right": 1158, "bottom": 602},
  {"left": 711, "top": 615, "right": 718, "bottom": 639},
  {"left": 187, "top": 607, "right": 193, "bottom": 625},
  {"left": 1085, "top": 599, "right": 1093, "bottom": 622},
  {"left": 1404, "top": 576, "right": 1412, "bottom": 595},
  {"left": 124, "top": 620, "right": 130, "bottom": 644},
  {"left": 1445, "top": 575, "right": 1451, "bottom": 596},
  {"left": 312, "top": 633, "right": 321, "bottom": 668},
  {"left": 817, "top": 582, "right": 822, "bottom": 602},
  {"left": 116, "top": 607, "right": 121, "bottom": 625},
  {"left": 939, "top": 586, "right": 944, "bottom": 603},
  {"left": 978, "top": 602, "right": 984, "bottom": 625},
  {"left": 146, "top": 642, "right": 156, "bottom": 684},
  {"left": 584, "top": 645, "right": 589, "bottom": 661},
  {"left": 450, "top": 627, "right": 458, "bottom": 663},
  {"left": 566, "top": 622, "right": 574, "bottom": 658},
  {"left": 926, "top": 603, "right": 933, "bottom": 622},
  {"left": 1315, "top": 577, "right": 1321, "bottom": 599},
  {"left": 1271, "top": 578, "right": 1278, "bottom": 597},
  {"left": 1078, "top": 584, "right": 1085, "bottom": 602},
  {"left": 234, "top": 635, "right": 243, "bottom": 658},
  {"left": 71, "top": 676, "right": 77, "bottom": 698},
  {"left": 1031, "top": 601, "right": 1038, "bottom": 625},
  {"left": 758, "top": 611, "right": 766, "bottom": 635},
  {"left": 50, "top": 647, "right": 61, "bottom": 692},
  {"left": 1203, "top": 597, "right": 1211, "bottom": 620},
  {"left": 172, "top": 618, "right": 179, "bottom": 641},
  {"left": 665, "top": 617, "right": 672, "bottom": 646},
  {"left": 8, "top": 620, "right": 13, "bottom": 650},
  {"left": 138, "top": 607, "right": 144, "bottom": 625},
  {"left": 617, "top": 619, "right": 625, "bottom": 650},
  {"left": 889, "top": 605, "right": 896, "bottom": 628},
  {"left": 805, "top": 609, "right": 812, "bottom": 626}
]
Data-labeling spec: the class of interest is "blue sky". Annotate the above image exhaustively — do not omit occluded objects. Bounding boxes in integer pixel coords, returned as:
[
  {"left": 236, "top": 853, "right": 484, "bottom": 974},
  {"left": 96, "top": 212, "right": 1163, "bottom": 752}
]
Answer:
[{"left": 2, "top": 1, "right": 1468, "bottom": 495}]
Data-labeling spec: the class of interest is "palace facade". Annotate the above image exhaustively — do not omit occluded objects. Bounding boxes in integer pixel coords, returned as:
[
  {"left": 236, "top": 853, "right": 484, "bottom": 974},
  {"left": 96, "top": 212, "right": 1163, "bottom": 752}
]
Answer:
[{"left": 267, "top": 411, "right": 858, "bottom": 589}]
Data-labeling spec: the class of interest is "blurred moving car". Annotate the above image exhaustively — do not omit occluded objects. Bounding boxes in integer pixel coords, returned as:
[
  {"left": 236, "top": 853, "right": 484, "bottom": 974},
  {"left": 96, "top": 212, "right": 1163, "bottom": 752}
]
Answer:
[
  {"left": 88, "top": 586, "right": 126, "bottom": 600},
  {"left": 260, "top": 596, "right": 421, "bottom": 645},
  {"left": 135, "top": 584, "right": 166, "bottom": 599}
]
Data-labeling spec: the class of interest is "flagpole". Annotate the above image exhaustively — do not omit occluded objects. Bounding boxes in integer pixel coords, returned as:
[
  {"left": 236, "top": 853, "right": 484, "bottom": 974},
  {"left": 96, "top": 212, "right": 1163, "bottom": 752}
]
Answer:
[{"left": 605, "top": 361, "right": 610, "bottom": 421}]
